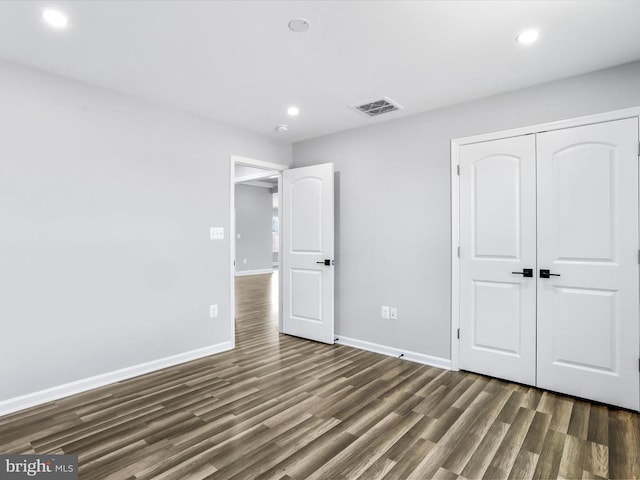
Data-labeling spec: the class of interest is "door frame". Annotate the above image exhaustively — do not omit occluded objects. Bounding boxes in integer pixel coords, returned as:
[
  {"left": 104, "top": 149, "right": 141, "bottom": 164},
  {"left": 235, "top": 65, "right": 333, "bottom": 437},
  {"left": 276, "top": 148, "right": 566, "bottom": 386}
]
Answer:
[
  {"left": 450, "top": 106, "right": 640, "bottom": 371},
  {"left": 229, "top": 155, "right": 288, "bottom": 347}
]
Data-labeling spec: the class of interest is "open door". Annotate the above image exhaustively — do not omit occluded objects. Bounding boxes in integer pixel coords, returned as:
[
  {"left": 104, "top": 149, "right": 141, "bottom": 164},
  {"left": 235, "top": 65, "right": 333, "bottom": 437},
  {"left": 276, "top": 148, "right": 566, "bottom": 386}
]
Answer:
[{"left": 281, "top": 163, "right": 334, "bottom": 344}]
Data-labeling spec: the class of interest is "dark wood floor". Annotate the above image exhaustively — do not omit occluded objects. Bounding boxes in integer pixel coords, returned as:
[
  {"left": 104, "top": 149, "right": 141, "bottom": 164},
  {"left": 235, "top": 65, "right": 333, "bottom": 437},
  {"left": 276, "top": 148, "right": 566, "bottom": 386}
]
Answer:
[{"left": 1, "top": 272, "right": 639, "bottom": 479}]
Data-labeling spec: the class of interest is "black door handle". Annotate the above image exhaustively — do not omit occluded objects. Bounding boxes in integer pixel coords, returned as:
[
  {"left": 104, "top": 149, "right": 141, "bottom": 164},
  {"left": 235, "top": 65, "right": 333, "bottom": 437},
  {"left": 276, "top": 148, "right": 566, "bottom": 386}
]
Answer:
[
  {"left": 540, "top": 269, "right": 560, "bottom": 278},
  {"left": 511, "top": 268, "right": 533, "bottom": 277},
  {"left": 316, "top": 259, "right": 332, "bottom": 266}
]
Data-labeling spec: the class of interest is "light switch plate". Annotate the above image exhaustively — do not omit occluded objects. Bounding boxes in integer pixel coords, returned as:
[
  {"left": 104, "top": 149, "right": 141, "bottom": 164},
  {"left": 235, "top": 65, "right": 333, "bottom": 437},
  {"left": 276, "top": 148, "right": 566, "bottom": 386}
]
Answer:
[
  {"left": 390, "top": 307, "right": 398, "bottom": 320},
  {"left": 210, "top": 227, "right": 224, "bottom": 240}
]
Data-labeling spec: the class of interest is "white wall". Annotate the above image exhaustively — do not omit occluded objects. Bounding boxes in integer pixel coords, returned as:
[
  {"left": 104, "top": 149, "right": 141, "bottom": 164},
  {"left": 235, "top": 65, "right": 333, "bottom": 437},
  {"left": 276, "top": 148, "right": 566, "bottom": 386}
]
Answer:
[
  {"left": 0, "top": 60, "right": 291, "bottom": 403},
  {"left": 235, "top": 184, "right": 274, "bottom": 272},
  {"left": 292, "top": 60, "right": 640, "bottom": 361}
]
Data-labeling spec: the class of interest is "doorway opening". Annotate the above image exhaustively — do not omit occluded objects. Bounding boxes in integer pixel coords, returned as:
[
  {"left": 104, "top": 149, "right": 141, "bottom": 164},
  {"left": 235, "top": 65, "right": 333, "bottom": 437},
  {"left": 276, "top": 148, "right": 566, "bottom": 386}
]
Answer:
[{"left": 229, "top": 155, "right": 287, "bottom": 347}]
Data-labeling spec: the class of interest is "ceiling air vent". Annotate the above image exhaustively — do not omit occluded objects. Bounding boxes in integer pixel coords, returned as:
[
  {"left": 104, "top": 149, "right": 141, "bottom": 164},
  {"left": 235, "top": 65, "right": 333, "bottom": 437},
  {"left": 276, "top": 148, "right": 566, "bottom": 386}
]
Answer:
[{"left": 350, "top": 96, "right": 403, "bottom": 118}]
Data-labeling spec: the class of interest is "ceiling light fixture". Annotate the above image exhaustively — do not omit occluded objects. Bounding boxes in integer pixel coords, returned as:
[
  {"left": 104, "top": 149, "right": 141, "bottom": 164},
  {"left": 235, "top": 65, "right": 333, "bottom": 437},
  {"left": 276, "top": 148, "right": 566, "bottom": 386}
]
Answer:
[
  {"left": 275, "top": 124, "right": 289, "bottom": 133},
  {"left": 516, "top": 29, "right": 539, "bottom": 45},
  {"left": 288, "top": 18, "right": 311, "bottom": 32},
  {"left": 287, "top": 106, "right": 300, "bottom": 117},
  {"left": 42, "top": 8, "right": 69, "bottom": 28}
]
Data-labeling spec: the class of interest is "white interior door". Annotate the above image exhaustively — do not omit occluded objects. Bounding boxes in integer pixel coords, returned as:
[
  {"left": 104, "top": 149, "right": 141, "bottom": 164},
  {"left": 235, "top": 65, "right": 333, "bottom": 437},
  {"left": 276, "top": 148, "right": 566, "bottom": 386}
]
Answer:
[
  {"left": 459, "top": 135, "right": 537, "bottom": 385},
  {"left": 281, "top": 163, "right": 334, "bottom": 344},
  {"left": 536, "top": 118, "right": 640, "bottom": 410}
]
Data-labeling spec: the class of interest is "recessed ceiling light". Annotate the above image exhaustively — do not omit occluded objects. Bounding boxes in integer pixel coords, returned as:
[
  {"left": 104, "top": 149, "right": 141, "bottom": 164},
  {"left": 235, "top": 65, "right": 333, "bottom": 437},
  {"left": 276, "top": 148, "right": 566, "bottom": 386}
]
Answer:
[
  {"left": 42, "top": 8, "right": 69, "bottom": 28},
  {"left": 288, "top": 18, "right": 310, "bottom": 32},
  {"left": 516, "top": 29, "right": 539, "bottom": 45},
  {"left": 275, "top": 124, "right": 289, "bottom": 133},
  {"left": 287, "top": 106, "right": 300, "bottom": 117}
]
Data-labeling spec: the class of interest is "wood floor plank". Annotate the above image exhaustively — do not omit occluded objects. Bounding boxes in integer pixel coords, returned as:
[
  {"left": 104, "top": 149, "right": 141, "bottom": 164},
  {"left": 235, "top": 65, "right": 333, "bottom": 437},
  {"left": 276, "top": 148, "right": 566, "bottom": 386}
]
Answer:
[
  {"left": 460, "top": 420, "right": 510, "bottom": 479},
  {"left": 206, "top": 417, "right": 335, "bottom": 480},
  {"left": 0, "top": 272, "right": 638, "bottom": 480},
  {"left": 442, "top": 405, "right": 508, "bottom": 473},
  {"left": 305, "top": 412, "right": 422, "bottom": 480},
  {"left": 587, "top": 404, "right": 609, "bottom": 446},
  {"left": 85, "top": 440, "right": 173, "bottom": 480},
  {"left": 521, "top": 411, "right": 553, "bottom": 456},
  {"left": 485, "top": 407, "right": 536, "bottom": 479},
  {"left": 583, "top": 441, "right": 609, "bottom": 479},
  {"left": 255, "top": 430, "right": 357, "bottom": 480},
  {"left": 558, "top": 434, "right": 585, "bottom": 479},
  {"left": 408, "top": 389, "right": 511, "bottom": 478},
  {"left": 382, "top": 437, "right": 436, "bottom": 479},
  {"left": 568, "top": 401, "right": 591, "bottom": 440},
  {"left": 533, "top": 429, "right": 567, "bottom": 480},
  {"left": 355, "top": 456, "right": 396, "bottom": 480},
  {"left": 608, "top": 410, "right": 640, "bottom": 480},
  {"left": 383, "top": 415, "right": 434, "bottom": 462},
  {"left": 508, "top": 450, "right": 539, "bottom": 480}
]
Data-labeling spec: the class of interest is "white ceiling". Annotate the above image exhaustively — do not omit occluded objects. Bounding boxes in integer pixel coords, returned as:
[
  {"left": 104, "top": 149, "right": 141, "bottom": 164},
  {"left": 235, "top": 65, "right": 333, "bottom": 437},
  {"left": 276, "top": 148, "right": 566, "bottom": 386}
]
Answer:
[{"left": 1, "top": 1, "right": 639, "bottom": 142}]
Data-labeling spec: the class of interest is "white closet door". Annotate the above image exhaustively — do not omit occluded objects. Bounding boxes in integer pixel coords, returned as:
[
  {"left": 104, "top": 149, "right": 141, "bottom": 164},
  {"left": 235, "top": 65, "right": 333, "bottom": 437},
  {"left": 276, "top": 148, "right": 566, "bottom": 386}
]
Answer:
[
  {"left": 459, "top": 135, "right": 537, "bottom": 385},
  {"left": 537, "top": 118, "right": 640, "bottom": 411}
]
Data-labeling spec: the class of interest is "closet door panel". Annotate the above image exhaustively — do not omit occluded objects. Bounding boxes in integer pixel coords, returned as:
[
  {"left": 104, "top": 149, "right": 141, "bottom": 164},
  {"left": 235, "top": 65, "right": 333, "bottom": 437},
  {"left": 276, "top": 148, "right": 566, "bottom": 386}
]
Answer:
[
  {"left": 536, "top": 118, "right": 639, "bottom": 411},
  {"left": 459, "top": 135, "right": 537, "bottom": 385}
]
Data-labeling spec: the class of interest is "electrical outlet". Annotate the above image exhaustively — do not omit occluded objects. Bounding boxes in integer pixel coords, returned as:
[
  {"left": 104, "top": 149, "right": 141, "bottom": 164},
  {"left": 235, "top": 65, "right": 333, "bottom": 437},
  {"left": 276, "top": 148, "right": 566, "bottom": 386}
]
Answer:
[
  {"left": 243, "top": 259, "right": 247, "bottom": 265},
  {"left": 381, "top": 306, "right": 390, "bottom": 319},
  {"left": 210, "top": 304, "right": 218, "bottom": 318},
  {"left": 390, "top": 307, "right": 398, "bottom": 320}
]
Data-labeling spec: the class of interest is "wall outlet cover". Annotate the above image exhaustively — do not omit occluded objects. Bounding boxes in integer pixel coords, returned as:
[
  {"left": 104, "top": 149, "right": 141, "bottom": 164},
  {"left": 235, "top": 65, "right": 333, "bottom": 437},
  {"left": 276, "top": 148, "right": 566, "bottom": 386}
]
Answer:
[
  {"left": 381, "top": 306, "right": 390, "bottom": 319},
  {"left": 390, "top": 307, "right": 398, "bottom": 320},
  {"left": 210, "top": 305, "right": 218, "bottom": 318},
  {"left": 210, "top": 227, "right": 224, "bottom": 240}
]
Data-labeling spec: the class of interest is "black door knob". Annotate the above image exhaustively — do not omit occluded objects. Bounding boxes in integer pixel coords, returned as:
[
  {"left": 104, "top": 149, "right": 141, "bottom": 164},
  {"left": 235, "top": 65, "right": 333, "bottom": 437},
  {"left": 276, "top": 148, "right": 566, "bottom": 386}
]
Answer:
[
  {"left": 540, "top": 269, "right": 561, "bottom": 278},
  {"left": 511, "top": 268, "right": 533, "bottom": 277}
]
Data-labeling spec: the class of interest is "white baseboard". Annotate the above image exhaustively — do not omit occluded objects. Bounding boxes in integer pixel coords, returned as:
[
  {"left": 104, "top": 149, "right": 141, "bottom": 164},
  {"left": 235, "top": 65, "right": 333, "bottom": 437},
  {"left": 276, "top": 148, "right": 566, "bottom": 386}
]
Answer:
[
  {"left": 0, "top": 341, "right": 233, "bottom": 417},
  {"left": 335, "top": 335, "right": 451, "bottom": 370},
  {"left": 235, "top": 268, "right": 274, "bottom": 277}
]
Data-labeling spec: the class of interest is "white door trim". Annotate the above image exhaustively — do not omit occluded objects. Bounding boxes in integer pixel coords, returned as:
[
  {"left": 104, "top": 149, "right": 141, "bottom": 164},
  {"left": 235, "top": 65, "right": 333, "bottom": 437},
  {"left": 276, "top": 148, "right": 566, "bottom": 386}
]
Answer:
[
  {"left": 450, "top": 106, "right": 640, "bottom": 372},
  {"left": 230, "top": 155, "right": 288, "bottom": 345}
]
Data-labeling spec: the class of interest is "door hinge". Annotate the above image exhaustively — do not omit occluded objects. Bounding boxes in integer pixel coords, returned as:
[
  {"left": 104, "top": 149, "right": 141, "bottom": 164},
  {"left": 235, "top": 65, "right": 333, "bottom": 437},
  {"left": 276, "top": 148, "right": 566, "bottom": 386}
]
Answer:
[
  {"left": 457, "top": 328, "right": 460, "bottom": 339},
  {"left": 457, "top": 246, "right": 460, "bottom": 258},
  {"left": 456, "top": 164, "right": 460, "bottom": 176}
]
